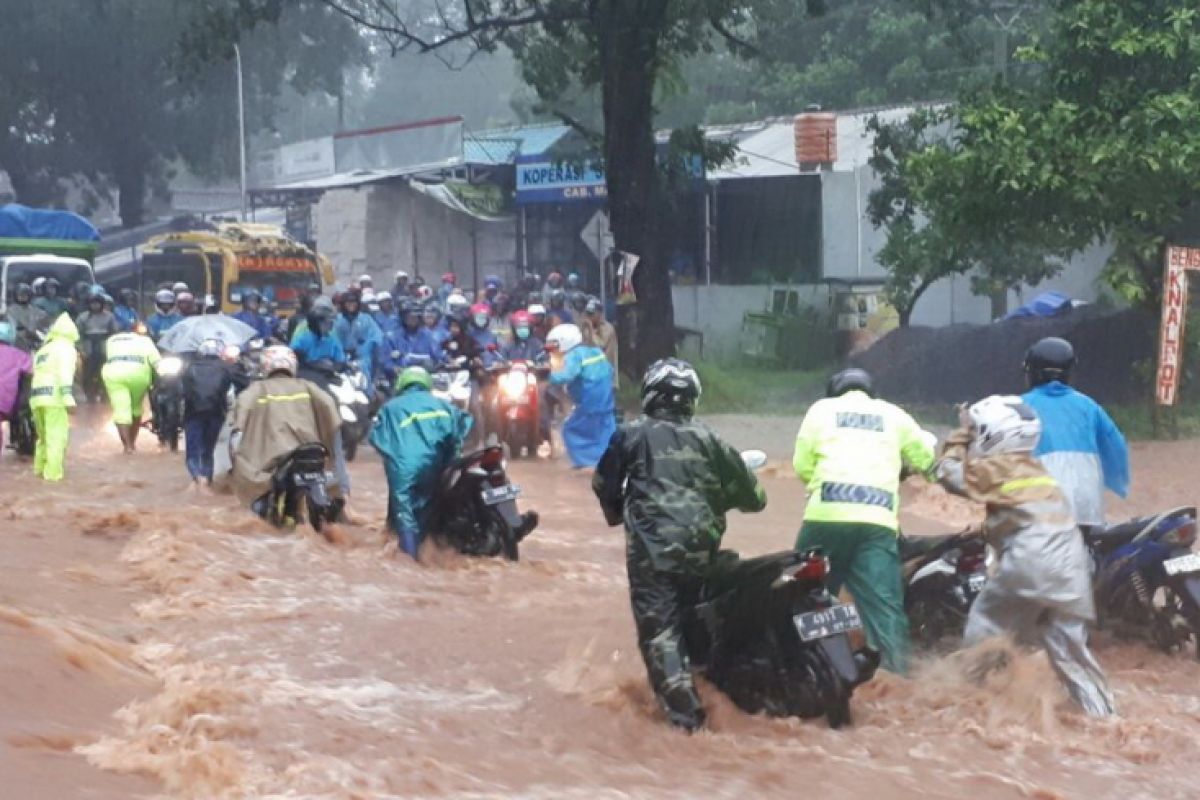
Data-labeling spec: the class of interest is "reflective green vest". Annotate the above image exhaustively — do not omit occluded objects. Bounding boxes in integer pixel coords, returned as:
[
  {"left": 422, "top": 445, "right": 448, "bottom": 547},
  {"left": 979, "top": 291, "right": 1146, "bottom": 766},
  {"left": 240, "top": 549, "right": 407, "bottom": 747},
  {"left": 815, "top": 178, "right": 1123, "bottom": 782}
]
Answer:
[{"left": 793, "top": 391, "right": 935, "bottom": 530}]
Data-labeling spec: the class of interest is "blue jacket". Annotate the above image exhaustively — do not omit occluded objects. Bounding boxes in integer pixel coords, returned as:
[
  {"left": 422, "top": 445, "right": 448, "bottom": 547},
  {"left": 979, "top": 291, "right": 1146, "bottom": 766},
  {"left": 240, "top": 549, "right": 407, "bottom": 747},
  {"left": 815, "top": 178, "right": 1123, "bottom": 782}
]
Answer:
[
  {"left": 374, "top": 310, "right": 402, "bottom": 338},
  {"left": 113, "top": 305, "right": 139, "bottom": 332},
  {"left": 550, "top": 346, "right": 615, "bottom": 467},
  {"left": 146, "top": 311, "right": 182, "bottom": 340},
  {"left": 334, "top": 312, "right": 383, "bottom": 380},
  {"left": 292, "top": 330, "right": 347, "bottom": 366},
  {"left": 468, "top": 325, "right": 502, "bottom": 368},
  {"left": 502, "top": 335, "right": 546, "bottom": 363},
  {"left": 232, "top": 309, "right": 274, "bottom": 341},
  {"left": 1023, "top": 381, "right": 1129, "bottom": 526},
  {"left": 368, "top": 386, "right": 472, "bottom": 557},
  {"left": 381, "top": 326, "right": 442, "bottom": 378},
  {"left": 426, "top": 321, "right": 450, "bottom": 351}
]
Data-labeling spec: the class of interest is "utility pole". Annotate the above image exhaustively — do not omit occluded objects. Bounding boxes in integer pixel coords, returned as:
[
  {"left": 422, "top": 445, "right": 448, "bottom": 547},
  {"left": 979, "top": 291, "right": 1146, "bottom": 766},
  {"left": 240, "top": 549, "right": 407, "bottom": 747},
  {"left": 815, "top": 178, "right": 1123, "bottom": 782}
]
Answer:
[{"left": 235, "top": 44, "right": 248, "bottom": 222}]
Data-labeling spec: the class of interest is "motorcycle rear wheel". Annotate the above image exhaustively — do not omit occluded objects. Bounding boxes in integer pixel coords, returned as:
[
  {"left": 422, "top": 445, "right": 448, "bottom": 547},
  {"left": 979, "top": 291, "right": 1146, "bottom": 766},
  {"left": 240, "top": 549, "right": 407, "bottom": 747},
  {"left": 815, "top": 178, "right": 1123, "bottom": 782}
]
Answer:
[
  {"left": 306, "top": 494, "right": 325, "bottom": 533},
  {"left": 1151, "top": 581, "right": 1200, "bottom": 658}
]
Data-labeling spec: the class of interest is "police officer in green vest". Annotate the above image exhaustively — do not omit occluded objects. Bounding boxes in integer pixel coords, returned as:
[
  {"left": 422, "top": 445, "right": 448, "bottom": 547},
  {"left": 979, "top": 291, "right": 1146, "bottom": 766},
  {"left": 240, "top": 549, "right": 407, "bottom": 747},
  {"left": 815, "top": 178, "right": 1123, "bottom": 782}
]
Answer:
[{"left": 792, "top": 368, "right": 936, "bottom": 675}]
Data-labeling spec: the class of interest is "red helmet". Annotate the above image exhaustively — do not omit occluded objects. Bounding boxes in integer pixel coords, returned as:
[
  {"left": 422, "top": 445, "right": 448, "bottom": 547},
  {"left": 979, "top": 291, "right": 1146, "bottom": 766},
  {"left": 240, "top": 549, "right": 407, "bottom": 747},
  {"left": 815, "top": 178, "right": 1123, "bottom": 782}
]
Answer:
[
  {"left": 547, "top": 271, "right": 563, "bottom": 285},
  {"left": 510, "top": 309, "right": 532, "bottom": 327},
  {"left": 469, "top": 302, "right": 491, "bottom": 317},
  {"left": 441, "top": 272, "right": 457, "bottom": 284}
]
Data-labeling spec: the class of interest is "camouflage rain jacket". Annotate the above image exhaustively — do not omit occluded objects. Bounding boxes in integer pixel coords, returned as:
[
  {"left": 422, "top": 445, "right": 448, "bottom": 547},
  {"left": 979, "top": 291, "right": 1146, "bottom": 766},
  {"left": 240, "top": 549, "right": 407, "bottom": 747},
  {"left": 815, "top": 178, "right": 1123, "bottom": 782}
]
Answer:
[{"left": 593, "top": 410, "right": 767, "bottom": 575}]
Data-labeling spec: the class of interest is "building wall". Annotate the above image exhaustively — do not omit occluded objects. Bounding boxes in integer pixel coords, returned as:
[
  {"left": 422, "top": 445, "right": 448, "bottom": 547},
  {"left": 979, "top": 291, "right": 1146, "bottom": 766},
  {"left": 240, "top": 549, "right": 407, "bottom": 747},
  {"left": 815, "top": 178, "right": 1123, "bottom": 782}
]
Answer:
[
  {"left": 313, "top": 187, "right": 370, "bottom": 285},
  {"left": 312, "top": 182, "right": 517, "bottom": 291}
]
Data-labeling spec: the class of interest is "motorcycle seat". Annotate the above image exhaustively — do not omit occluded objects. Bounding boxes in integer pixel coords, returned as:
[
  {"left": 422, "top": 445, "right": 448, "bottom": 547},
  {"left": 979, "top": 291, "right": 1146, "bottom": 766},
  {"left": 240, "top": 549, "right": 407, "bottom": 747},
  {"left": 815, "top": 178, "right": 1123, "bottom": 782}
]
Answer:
[
  {"left": 288, "top": 443, "right": 328, "bottom": 474},
  {"left": 898, "top": 533, "right": 960, "bottom": 563},
  {"left": 1084, "top": 508, "right": 1196, "bottom": 550}
]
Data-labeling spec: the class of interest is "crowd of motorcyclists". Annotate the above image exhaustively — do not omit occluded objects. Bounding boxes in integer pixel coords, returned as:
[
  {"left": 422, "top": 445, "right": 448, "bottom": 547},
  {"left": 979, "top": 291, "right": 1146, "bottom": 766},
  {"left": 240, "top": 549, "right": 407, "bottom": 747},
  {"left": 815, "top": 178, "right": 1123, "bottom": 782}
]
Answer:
[{"left": 0, "top": 266, "right": 1150, "bottom": 735}]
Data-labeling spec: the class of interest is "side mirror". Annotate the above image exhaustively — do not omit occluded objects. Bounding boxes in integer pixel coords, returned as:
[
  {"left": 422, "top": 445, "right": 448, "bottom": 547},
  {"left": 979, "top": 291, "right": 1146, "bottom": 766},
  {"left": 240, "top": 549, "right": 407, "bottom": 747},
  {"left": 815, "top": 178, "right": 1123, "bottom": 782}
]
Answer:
[{"left": 740, "top": 450, "right": 768, "bottom": 472}]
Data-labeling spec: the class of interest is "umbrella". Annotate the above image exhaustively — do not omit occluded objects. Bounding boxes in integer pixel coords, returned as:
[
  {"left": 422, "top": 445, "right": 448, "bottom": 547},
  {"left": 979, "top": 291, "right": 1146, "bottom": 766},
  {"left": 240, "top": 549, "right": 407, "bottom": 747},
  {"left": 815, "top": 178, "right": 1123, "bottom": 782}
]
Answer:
[{"left": 157, "top": 314, "right": 259, "bottom": 354}]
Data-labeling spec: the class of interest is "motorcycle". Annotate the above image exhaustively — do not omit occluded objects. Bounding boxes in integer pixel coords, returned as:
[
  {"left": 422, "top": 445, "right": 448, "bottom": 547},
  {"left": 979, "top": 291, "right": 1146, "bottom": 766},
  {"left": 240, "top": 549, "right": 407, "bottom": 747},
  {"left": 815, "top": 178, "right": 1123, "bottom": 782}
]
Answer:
[
  {"left": 149, "top": 354, "right": 186, "bottom": 451},
  {"left": 432, "top": 356, "right": 481, "bottom": 449},
  {"left": 901, "top": 531, "right": 989, "bottom": 649},
  {"left": 7, "top": 373, "right": 35, "bottom": 457},
  {"left": 256, "top": 442, "right": 339, "bottom": 533},
  {"left": 490, "top": 360, "right": 545, "bottom": 458},
  {"left": 303, "top": 359, "right": 373, "bottom": 462},
  {"left": 79, "top": 333, "right": 109, "bottom": 404},
  {"left": 681, "top": 548, "right": 880, "bottom": 728},
  {"left": 1085, "top": 507, "right": 1200, "bottom": 654},
  {"left": 428, "top": 444, "right": 538, "bottom": 561}
]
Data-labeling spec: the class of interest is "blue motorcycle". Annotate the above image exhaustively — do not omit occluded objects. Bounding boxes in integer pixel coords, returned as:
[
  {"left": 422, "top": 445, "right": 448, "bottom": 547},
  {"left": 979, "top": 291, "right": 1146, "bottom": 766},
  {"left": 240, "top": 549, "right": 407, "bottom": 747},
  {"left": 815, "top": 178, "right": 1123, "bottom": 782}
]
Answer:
[{"left": 1085, "top": 507, "right": 1200, "bottom": 654}]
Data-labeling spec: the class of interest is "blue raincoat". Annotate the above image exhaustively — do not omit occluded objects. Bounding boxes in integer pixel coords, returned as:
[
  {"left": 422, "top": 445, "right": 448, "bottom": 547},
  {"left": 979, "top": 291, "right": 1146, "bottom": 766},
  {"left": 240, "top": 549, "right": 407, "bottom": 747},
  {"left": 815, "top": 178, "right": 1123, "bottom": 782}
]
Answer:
[
  {"left": 146, "top": 310, "right": 182, "bottom": 341},
  {"left": 502, "top": 335, "right": 546, "bottom": 363},
  {"left": 334, "top": 312, "right": 383, "bottom": 383},
  {"left": 232, "top": 309, "right": 274, "bottom": 341},
  {"left": 550, "top": 345, "right": 615, "bottom": 468},
  {"left": 468, "top": 325, "right": 502, "bottom": 367},
  {"left": 113, "top": 304, "right": 139, "bottom": 332},
  {"left": 1023, "top": 381, "right": 1129, "bottom": 526},
  {"left": 368, "top": 386, "right": 472, "bottom": 557},
  {"left": 292, "top": 329, "right": 346, "bottom": 366},
  {"left": 426, "top": 321, "right": 450, "bottom": 351},
  {"left": 380, "top": 326, "right": 442, "bottom": 380},
  {"left": 374, "top": 309, "right": 402, "bottom": 338}
]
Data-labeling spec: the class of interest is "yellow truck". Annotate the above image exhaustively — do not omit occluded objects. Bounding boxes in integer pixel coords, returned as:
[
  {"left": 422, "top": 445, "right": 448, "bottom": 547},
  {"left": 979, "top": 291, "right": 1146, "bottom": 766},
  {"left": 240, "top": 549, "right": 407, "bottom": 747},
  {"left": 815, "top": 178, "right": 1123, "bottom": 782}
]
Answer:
[{"left": 136, "top": 222, "right": 334, "bottom": 316}]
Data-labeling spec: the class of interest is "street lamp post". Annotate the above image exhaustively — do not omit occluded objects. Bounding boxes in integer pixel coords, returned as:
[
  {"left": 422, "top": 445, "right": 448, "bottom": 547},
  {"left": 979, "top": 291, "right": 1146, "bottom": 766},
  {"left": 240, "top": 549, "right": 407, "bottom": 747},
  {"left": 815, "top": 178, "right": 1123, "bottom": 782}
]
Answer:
[{"left": 235, "top": 43, "right": 247, "bottom": 221}]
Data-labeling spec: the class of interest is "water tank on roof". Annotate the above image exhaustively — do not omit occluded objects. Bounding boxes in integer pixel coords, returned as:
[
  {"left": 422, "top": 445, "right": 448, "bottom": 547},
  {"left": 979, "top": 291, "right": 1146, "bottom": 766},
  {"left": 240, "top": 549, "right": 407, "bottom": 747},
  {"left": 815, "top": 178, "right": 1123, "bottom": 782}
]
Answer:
[{"left": 794, "top": 112, "right": 837, "bottom": 168}]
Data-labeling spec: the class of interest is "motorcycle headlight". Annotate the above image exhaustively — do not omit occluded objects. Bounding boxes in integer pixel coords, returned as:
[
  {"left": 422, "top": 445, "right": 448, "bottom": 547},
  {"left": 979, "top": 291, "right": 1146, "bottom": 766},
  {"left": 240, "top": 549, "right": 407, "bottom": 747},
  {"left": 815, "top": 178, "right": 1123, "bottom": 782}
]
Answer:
[
  {"left": 156, "top": 356, "right": 184, "bottom": 377},
  {"left": 500, "top": 371, "right": 527, "bottom": 400}
]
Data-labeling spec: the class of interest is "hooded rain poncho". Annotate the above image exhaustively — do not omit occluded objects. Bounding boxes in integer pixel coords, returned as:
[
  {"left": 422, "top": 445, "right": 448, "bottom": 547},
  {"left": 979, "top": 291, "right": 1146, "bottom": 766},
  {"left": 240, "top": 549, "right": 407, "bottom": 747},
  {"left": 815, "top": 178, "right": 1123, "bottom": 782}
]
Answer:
[
  {"left": 368, "top": 386, "right": 472, "bottom": 557},
  {"left": 549, "top": 345, "right": 615, "bottom": 468}
]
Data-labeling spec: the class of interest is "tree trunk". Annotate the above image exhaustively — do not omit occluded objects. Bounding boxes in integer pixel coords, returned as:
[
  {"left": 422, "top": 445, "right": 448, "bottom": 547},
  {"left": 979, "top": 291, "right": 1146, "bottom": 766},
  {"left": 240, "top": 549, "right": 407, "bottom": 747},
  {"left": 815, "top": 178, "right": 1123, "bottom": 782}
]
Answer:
[
  {"left": 115, "top": 155, "right": 146, "bottom": 228},
  {"left": 599, "top": 0, "right": 673, "bottom": 378}
]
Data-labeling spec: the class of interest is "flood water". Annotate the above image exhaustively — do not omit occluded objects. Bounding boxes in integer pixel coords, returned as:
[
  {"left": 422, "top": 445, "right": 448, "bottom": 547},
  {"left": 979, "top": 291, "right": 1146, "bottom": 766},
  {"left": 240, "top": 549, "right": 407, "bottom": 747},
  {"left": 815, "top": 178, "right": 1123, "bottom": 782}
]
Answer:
[{"left": 1, "top": 408, "right": 1198, "bottom": 799}]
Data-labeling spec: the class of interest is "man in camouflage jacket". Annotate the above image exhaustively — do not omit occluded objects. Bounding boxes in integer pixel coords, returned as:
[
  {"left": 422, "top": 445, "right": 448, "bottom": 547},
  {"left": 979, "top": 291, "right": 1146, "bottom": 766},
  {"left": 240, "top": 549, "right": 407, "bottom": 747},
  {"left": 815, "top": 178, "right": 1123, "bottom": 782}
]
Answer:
[{"left": 593, "top": 358, "right": 766, "bottom": 731}]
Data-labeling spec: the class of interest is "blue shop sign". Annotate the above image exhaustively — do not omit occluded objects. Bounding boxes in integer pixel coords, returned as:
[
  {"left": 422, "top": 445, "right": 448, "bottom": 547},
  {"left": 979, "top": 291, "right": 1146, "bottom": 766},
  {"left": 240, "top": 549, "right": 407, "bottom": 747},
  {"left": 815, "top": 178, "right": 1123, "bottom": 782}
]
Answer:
[{"left": 516, "top": 157, "right": 607, "bottom": 204}]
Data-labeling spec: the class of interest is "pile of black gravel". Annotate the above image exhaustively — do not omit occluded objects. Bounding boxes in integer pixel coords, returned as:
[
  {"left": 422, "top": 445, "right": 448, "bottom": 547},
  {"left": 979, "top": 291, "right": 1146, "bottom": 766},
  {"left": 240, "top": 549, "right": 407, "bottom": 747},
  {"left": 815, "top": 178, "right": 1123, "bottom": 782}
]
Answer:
[{"left": 851, "top": 307, "right": 1156, "bottom": 405}]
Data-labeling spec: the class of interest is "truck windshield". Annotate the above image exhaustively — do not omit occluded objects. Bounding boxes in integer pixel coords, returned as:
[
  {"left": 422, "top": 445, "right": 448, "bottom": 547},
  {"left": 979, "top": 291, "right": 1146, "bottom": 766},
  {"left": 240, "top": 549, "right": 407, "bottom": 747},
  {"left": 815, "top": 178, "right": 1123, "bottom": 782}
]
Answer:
[
  {"left": 3, "top": 260, "right": 95, "bottom": 304},
  {"left": 229, "top": 269, "right": 314, "bottom": 313},
  {"left": 140, "top": 251, "right": 221, "bottom": 299}
]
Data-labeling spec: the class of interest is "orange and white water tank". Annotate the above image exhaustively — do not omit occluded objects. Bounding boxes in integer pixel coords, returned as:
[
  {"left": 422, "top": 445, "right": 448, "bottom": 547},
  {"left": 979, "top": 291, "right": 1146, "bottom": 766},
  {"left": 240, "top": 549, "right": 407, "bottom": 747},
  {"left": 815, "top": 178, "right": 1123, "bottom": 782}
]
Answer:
[{"left": 794, "top": 111, "right": 837, "bottom": 169}]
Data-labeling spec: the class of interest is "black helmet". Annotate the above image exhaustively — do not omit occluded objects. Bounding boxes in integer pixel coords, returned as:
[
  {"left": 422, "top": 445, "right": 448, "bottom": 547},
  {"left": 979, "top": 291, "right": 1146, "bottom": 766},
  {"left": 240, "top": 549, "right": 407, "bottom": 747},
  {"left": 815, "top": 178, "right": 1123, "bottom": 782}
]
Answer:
[
  {"left": 242, "top": 288, "right": 262, "bottom": 307},
  {"left": 1024, "top": 337, "right": 1075, "bottom": 387},
  {"left": 827, "top": 368, "right": 873, "bottom": 398},
  {"left": 119, "top": 288, "right": 136, "bottom": 304},
  {"left": 44, "top": 277, "right": 61, "bottom": 293},
  {"left": 570, "top": 290, "right": 587, "bottom": 312},
  {"left": 307, "top": 301, "right": 336, "bottom": 336},
  {"left": 641, "top": 358, "right": 702, "bottom": 417},
  {"left": 14, "top": 282, "right": 32, "bottom": 301}
]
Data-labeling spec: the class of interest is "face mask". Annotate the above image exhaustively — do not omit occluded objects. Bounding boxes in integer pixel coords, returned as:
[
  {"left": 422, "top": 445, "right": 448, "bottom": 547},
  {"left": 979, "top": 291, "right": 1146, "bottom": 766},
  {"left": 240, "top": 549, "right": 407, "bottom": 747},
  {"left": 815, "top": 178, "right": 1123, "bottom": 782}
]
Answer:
[
  {"left": 473, "top": 314, "right": 489, "bottom": 328},
  {"left": 515, "top": 326, "right": 530, "bottom": 341}
]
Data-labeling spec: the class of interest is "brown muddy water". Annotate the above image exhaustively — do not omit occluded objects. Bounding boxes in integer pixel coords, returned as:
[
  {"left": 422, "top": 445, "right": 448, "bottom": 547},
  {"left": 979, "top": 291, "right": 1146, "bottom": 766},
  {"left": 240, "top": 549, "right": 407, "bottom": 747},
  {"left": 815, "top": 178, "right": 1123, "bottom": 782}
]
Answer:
[{"left": 1, "top": 408, "right": 1198, "bottom": 799}]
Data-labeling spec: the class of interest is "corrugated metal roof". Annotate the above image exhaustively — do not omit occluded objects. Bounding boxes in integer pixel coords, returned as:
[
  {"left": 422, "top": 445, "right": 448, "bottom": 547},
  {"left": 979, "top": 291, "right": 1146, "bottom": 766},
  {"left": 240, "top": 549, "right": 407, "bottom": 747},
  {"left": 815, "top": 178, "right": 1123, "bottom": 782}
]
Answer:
[{"left": 464, "top": 124, "right": 573, "bottom": 165}]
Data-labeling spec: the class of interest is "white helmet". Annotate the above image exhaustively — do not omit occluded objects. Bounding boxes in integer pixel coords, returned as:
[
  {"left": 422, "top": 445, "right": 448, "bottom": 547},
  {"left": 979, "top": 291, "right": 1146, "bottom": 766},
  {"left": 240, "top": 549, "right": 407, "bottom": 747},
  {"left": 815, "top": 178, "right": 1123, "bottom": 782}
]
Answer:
[
  {"left": 446, "top": 294, "right": 470, "bottom": 313},
  {"left": 154, "top": 289, "right": 176, "bottom": 306},
  {"left": 966, "top": 395, "right": 1041, "bottom": 459},
  {"left": 546, "top": 323, "right": 583, "bottom": 354},
  {"left": 395, "top": 270, "right": 409, "bottom": 282},
  {"left": 376, "top": 290, "right": 393, "bottom": 303},
  {"left": 359, "top": 273, "right": 374, "bottom": 287},
  {"left": 362, "top": 288, "right": 377, "bottom": 301}
]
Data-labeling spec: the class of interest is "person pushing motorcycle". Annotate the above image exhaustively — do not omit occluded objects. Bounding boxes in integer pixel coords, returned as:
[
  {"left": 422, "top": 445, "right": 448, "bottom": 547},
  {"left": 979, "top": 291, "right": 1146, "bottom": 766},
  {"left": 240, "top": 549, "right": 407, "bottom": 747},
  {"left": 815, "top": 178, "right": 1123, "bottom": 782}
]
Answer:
[
  {"left": 792, "top": 368, "right": 936, "bottom": 676},
  {"left": 936, "top": 394, "right": 1115, "bottom": 717},
  {"left": 593, "top": 358, "right": 767, "bottom": 732},
  {"left": 1020, "top": 337, "right": 1129, "bottom": 529},
  {"left": 229, "top": 345, "right": 343, "bottom": 518},
  {"left": 100, "top": 321, "right": 160, "bottom": 453},
  {"left": 369, "top": 366, "right": 472, "bottom": 559}
]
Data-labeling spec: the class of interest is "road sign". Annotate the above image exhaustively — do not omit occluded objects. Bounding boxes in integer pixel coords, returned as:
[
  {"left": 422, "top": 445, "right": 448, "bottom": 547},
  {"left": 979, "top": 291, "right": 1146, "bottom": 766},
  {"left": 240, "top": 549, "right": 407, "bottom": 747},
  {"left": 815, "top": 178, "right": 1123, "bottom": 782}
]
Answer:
[
  {"left": 580, "top": 209, "right": 613, "bottom": 262},
  {"left": 1156, "top": 245, "right": 1200, "bottom": 405}
]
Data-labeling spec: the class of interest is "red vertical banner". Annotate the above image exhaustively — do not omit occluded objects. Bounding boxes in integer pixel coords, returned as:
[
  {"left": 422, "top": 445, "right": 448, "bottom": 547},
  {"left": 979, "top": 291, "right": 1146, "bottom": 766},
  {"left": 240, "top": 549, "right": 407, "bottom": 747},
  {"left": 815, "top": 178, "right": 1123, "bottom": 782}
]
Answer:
[{"left": 1156, "top": 246, "right": 1199, "bottom": 406}]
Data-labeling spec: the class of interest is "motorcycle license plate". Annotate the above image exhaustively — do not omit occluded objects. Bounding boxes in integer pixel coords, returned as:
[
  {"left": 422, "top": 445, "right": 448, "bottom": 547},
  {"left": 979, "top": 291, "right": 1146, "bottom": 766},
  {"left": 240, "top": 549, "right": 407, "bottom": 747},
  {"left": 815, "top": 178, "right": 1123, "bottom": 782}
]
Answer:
[
  {"left": 1163, "top": 553, "right": 1200, "bottom": 576},
  {"left": 793, "top": 603, "right": 862, "bottom": 642},
  {"left": 293, "top": 472, "right": 327, "bottom": 487},
  {"left": 482, "top": 484, "right": 521, "bottom": 505},
  {"left": 968, "top": 573, "right": 987, "bottom": 593}
]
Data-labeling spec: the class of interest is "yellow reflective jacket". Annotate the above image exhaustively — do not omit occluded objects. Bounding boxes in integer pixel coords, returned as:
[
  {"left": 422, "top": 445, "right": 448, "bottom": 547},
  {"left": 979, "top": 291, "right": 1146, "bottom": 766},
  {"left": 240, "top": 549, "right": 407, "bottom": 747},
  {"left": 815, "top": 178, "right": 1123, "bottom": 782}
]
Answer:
[
  {"left": 30, "top": 314, "right": 80, "bottom": 409},
  {"left": 103, "top": 331, "right": 160, "bottom": 380},
  {"left": 793, "top": 390, "right": 935, "bottom": 530}
]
